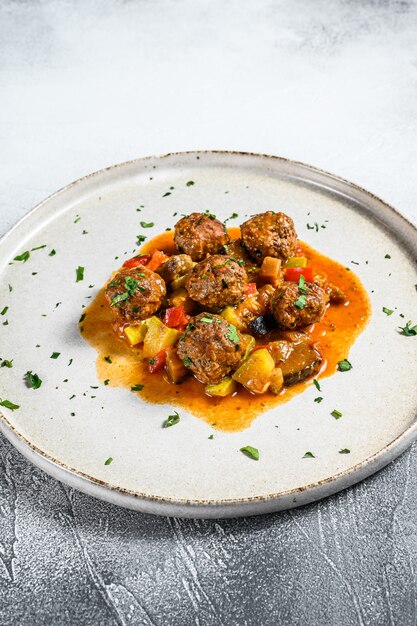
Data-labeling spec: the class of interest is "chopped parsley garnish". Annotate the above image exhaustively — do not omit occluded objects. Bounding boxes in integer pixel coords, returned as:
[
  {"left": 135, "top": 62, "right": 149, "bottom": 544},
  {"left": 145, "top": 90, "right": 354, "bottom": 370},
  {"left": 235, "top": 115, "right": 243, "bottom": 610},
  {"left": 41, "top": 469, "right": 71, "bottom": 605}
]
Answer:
[
  {"left": 136, "top": 234, "right": 147, "bottom": 245},
  {"left": 399, "top": 321, "right": 417, "bottom": 336},
  {"left": 183, "top": 355, "right": 192, "bottom": 367},
  {"left": 382, "top": 307, "right": 394, "bottom": 316},
  {"left": 111, "top": 292, "right": 129, "bottom": 307},
  {"left": 31, "top": 244, "right": 46, "bottom": 251},
  {"left": 331, "top": 409, "right": 343, "bottom": 419},
  {"left": 240, "top": 445, "right": 259, "bottom": 460},
  {"left": 131, "top": 384, "right": 144, "bottom": 391},
  {"left": 313, "top": 379, "right": 321, "bottom": 391},
  {"left": 314, "top": 397, "right": 323, "bottom": 403},
  {"left": 1, "top": 306, "right": 8, "bottom": 316},
  {"left": 125, "top": 276, "right": 139, "bottom": 296},
  {"left": 104, "top": 356, "right": 112, "bottom": 363},
  {"left": 140, "top": 221, "right": 154, "bottom": 228},
  {"left": 225, "top": 212, "right": 239, "bottom": 223},
  {"left": 385, "top": 254, "right": 391, "bottom": 259},
  {"left": 186, "top": 180, "right": 195, "bottom": 186},
  {"left": 294, "top": 295, "right": 306, "bottom": 309},
  {"left": 0, "top": 398, "right": 19, "bottom": 411},
  {"left": 50, "top": 352, "right": 60, "bottom": 359},
  {"left": 339, "top": 448, "right": 350, "bottom": 454},
  {"left": 162, "top": 192, "right": 171, "bottom": 197},
  {"left": 26, "top": 371, "right": 42, "bottom": 389},
  {"left": 303, "top": 451, "right": 315, "bottom": 458},
  {"left": 1, "top": 359, "right": 13, "bottom": 368},
  {"left": 76, "top": 266, "right": 84, "bottom": 282},
  {"left": 208, "top": 434, "right": 214, "bottom": 439},
  {"left": 104, "top": 379, "right": 110, "bottom": 385},
  {"left": 104, "top": 457, "right": 113, "bottom": 465},
  {"left": 164, "top": 411, "right": 180, "bottom": 428},
  {"left": 337, "top": 359, "right": 352, "bottom": 372},
  {"left": 49, "top": 249, "right": 56, "bottom": 256},
  {"left": 204, "top": 210, "right": 216, "bottom": 220},
  {"left": 14, "top": 251, "right": 30, "bottom": 262},
  {"left": 79, "top": 313, "right": 86, "bottom": 323},
  {"left": 74, "top": 215, "right": 81, "bottom": 223},
  {"left": 226, "top": 324, "right": 240, "bottom": 344},
  {"left": 298, "top": 275, "right": 308, "bottom": 294},
  {"left": 8, "top": 284, "right": 12, "bottom": 292}
]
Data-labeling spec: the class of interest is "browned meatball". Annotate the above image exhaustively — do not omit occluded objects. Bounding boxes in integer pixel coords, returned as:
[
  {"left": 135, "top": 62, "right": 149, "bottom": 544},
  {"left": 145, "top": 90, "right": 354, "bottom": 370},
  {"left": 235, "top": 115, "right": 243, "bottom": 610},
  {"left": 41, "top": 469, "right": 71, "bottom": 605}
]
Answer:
[
  {"left": 157, "top": 254, "right": 194, "bottom": 284},
  {"left": 105, "top": 267, "right": 166, "bottom": 322},
  {"left": 270, "top": 281, "right": 327, "bottom": 329},
  {"left": 186, "top": 255, "right": 247, "bottom": 309},
  {"left": 174, "top": 212, "right": 229, "bottom": 261},
  {"left": 240, "top": 211, "right": 297, "bottom": 262},
  {"left": 177, "top": 313, "right": 244, "bottom": 384}
]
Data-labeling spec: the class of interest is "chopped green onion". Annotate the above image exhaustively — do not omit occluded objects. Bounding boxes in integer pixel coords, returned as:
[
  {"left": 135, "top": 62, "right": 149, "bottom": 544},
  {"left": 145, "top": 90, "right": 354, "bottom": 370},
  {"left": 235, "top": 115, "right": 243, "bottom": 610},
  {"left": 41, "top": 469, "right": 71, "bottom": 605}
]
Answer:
[
  {"left": 399, "top": 321, "right": 417, "bottom": 336},
  {"left": 131, "top": 384, "right": 144, "bottom": 391},
  {"left": 303, "top": 451, "right": 315, "bottom": 458},
  {"left": 104, "top": 457, "right": 113, "bottom": 465},
  {"left": 50, "top": 352, "right": 60, "bottom": 359},
  {"left": 382, "top": 307, "right": 394, "bottom": 316},
  {"left": 339, "top": 448, "right": 350, "bottom": 454},
  {"left": 294, "top": 295, "right": 306, "bottom": 309},
  {"left": 14, "top": 251, "right": 30, "bottom": 262},
  {"left": 76, "top": 266, "right": 84, "bottom": 282},
  {"left": 140, "top": 221, "right": 154, "bottom": 228},
  {"left": 331, "top": 409, "right": 343, "bottom": 419},
  {"left": 313, "top": 379, "right": 321, "bottom": 391},
  {"left": 26, "top": 371, "right": 42, "bottom": 389},
  {"left": 0, "top": 398, "right": 19, "bottom": 411},
  {"left": 240, "top": 445, "right": 259, "bottom": 460}
]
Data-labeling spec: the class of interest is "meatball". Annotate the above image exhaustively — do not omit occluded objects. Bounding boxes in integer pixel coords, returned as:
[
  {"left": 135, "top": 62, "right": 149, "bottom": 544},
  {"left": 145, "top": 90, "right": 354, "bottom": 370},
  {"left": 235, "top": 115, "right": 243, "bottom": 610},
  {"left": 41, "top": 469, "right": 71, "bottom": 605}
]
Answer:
[
  {"left": 157, "top": 254, "right": 194, "bottom": 284},
  {"left": 174, "top": 212, "right": 229, "bottom": 261},
  {"left": 270, "top": 281, "right": 327, "bottom": 329},
  {"left": 186, "top": 255, "right": 248, "bottom": 309},
  {"left": 240, "top": 211, "right": 297, "bottom": 262},
  {"left": 177, "top": 313, "right": 244, "bottom": 384},
  {"left": 105, "top": 267, "right": 166, "bottom": 322}
]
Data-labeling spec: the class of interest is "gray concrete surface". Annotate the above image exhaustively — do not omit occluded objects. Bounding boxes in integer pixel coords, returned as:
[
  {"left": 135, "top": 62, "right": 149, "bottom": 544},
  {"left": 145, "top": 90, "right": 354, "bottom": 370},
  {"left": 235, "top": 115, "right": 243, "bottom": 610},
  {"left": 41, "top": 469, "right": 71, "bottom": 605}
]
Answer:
[{"left": 1, "top": 1, "right": 417, "bottom": 624}]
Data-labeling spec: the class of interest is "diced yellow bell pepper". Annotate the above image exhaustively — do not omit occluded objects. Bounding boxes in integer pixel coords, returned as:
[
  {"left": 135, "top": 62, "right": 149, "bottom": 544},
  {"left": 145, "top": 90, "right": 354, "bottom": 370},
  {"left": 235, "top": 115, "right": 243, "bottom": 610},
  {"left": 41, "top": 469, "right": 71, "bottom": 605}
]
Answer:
[
  {"left": 205, "top": 377, "right": 237, "bottom": 397},
  {"left": 143, "top": 316, "right": 181, "bottom": 358},
  {"left": 284, "top": 256, "right": 308, "bottom": 268},
  {"left": 259, "top": 256, "right": 282, "bottom": 285},
  {"left": 232, "top": 349, "right": 275, "bottom": 394},
  {"left": 270, "top": 367, "right": 284, "bottom": 394},
  {"left": 124, "top": 320, "right": 149, "bottom": 345},
  {"left": 220, "top": 306, "right": 246, "bottom": 330}
]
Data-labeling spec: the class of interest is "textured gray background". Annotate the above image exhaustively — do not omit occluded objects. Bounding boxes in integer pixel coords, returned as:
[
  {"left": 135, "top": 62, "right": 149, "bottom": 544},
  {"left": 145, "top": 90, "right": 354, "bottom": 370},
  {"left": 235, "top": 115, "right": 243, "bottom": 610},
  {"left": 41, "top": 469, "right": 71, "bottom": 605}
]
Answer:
[{"left": 1, "top": 1, "right": 417, "bottom": 624}]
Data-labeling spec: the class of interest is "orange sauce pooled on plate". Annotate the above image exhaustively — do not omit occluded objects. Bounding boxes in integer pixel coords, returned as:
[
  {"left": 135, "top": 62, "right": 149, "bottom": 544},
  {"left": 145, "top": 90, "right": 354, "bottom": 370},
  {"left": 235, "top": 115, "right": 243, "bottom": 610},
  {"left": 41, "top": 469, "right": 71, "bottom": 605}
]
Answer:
[{"left": 82, "top": 228, "right": 370, "bottom": 432}]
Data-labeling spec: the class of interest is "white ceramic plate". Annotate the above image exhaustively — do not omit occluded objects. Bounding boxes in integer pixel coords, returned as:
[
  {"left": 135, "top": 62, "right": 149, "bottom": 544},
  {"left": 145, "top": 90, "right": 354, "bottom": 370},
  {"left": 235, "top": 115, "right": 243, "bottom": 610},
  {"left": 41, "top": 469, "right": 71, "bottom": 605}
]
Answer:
[{"left": 0, "top": 152, "right": 416, "bottom": 518}]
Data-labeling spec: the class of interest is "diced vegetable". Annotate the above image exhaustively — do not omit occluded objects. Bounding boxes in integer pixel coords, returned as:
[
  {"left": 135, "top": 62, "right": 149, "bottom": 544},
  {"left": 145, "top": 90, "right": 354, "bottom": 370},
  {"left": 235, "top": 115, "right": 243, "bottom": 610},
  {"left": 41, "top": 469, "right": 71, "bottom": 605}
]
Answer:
[
  {"left": 169, "top": 287, "right": 196, "bottom": 313},
  {"left": 232, "top": 349, "right": 275, "bottom": 394},
  {"left": 285, "top": 256, "right": 308, "bottom": 268},
  {"left": 163, "top": 306, "right": 190, "bottom": 329},
  {"left": 165, "top": 346, "right": 189, "bottom": 383},
  {"left": 170, "top": 274, "right": 188, "bottom": 291},
  {"left": 205, "top": 377, "right": 237, "bottom": 397},
  {"left": 143, "top": 316, "right": 181, "bottom": 358},
  {"left": 148, "top": 349, "right": 167, "bottom": 373},
  {"left": 146, "top": 249, "right": 170, "bottom": 272},
  {"left": 258, "top": 257, "right": 282, "bottom": 286},
  {"left": 220, "top": 306, "right": 246, "bottom": 330},
  {"left": 124, "top": 320, "right": 149, "bottom": 345},
  {"left": 270, "top": 368, "right": 284, "bottom": 394},
  {"left": 249, "top": 315, "right": 276, "bottom": 337},
  {"left": 122, "top": 254, "right": 150, "bottom": 269},
  {"left": 244, "top": 283, "right": 257, "bottom": 298},
  {"left": 239, "top": 333, "right": 256, "bottom": 361},
  {"left": 284, "top": 267, "right": 313, "bottom": 282}
]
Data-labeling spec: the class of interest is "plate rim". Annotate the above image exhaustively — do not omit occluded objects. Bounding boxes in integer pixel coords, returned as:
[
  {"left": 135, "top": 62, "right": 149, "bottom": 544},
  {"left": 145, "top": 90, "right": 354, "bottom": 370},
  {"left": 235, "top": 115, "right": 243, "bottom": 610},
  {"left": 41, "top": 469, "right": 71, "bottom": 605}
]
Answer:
[{"left": 0, "top": 150, "right": 416, "bottom": 518}]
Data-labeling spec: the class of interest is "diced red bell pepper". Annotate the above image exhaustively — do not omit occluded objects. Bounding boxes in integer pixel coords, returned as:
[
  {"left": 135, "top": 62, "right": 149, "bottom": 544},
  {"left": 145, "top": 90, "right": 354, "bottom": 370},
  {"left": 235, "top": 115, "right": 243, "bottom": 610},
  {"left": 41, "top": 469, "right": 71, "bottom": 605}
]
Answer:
[
  {"left": 244, "top": 282, "right": 258, "bottom": 298},
  {"left": 122, "top": 254, "right": 151, "bottom": 269},
  {"left": 148, "top": 349, "right": 167, "bottom": 374},
  {"left": 284, "top": 267, "right": 314, "bottom": 282},
  {"left": 146, "top": 249, "right": 169, "bottom": 272},
  {"left": 163, "top": 306, "right": 190, "bottom": 329}
]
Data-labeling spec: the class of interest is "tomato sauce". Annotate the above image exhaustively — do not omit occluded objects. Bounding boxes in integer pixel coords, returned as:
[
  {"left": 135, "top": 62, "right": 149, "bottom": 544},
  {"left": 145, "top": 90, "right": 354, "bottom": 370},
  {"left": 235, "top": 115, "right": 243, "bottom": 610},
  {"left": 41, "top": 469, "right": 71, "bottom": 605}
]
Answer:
[{"left": 81, "top": 228, "right": 371, "bottom": 433}]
